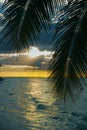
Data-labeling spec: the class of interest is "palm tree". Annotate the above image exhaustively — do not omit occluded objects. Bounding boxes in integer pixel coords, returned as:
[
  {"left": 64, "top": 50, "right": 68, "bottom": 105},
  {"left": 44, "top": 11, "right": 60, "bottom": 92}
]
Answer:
[
  {"left": 0, "top": 0, "right": 87, "bottom": 101},
  {"left": 50, "top": 0, "right": 87, "bottom": 101}
]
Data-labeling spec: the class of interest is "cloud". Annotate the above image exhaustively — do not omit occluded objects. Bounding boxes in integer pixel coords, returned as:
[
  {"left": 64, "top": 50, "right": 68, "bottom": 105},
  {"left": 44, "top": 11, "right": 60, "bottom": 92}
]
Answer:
[
  {"left": 28, "top": 46, "right": 53, "bottom": 59},
  {"left": 0, "top": 46, "right": 53, "bottom": 69},
  {"left": 34, "top": 30, "right": 53, "bottom": 51},
  {"left": 0, "top": 0, "right": 4, "bottom": 3},
  {"left": 0, "top": 25, "right": 55, "bottom": 53},
  {"left": 0, "top": 65, "right": 39, "bottom": 72}
]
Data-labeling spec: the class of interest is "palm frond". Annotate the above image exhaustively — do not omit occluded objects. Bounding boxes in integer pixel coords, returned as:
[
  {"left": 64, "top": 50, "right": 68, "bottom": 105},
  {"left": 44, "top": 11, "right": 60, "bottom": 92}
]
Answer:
[
  {"left": 50, "top": 0, "right": 87, "bottom": 102},
  {"left": 0, "top": 0, "right": 53, "bottom": 52}
]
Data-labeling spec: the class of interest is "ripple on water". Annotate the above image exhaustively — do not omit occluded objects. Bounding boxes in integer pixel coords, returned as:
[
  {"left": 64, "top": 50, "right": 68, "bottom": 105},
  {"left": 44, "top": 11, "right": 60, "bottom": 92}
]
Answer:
[
  {"left": 0, "top": 78, "right": 87, "bottom": 130},
  {"left": 36, "top": 104, "right": 47, "bottom": 110}
]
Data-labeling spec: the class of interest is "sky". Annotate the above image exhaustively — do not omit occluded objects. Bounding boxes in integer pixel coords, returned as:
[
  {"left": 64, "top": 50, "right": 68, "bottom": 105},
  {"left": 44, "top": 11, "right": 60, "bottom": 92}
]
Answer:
[
  {"left": 0, "top": 26, "right": 54, "bottom": 77},
  {"left": 0, "top": 0, "right": 68, "bottom": 77},
  {"left": 0, "top": 46, "right": 53, "bottom": 70},
  {"left": 0, "top": 0, "right": 68, "bottom": 71},
  {"left": 0, "top": 0, "right": 55, "bottom": 71},
  {"left": 0, "top": 17, "right": 54, "bottom": 70}
]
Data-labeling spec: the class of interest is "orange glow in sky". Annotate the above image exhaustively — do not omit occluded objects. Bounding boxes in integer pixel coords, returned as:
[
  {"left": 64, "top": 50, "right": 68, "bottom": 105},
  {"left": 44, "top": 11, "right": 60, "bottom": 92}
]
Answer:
[{"left": 0, "top": 70, "right": 51, "bottom": 77}]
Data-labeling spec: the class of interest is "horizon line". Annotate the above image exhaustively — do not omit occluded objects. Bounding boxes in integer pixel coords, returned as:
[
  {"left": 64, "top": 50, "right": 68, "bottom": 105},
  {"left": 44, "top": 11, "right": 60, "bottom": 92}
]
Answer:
[{"left": 0, "top": 70, "right": 87, "bottom": 78}]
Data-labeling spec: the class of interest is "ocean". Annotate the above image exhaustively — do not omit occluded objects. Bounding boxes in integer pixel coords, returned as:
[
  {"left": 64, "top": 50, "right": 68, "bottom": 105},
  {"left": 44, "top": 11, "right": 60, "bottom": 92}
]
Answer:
[{"left": 0, "top": 78, "right": 87, "bottom": 130}]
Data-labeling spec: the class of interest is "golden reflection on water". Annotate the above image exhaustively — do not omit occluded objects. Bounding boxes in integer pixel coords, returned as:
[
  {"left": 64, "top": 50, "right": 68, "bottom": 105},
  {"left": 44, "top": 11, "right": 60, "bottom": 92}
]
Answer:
[{"left": 16, "top": 78, "right": 59, "bottom": 129}]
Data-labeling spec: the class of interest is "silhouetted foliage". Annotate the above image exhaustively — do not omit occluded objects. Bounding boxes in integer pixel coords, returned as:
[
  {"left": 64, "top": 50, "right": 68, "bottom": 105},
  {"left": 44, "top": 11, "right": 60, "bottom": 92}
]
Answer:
[{"left": 0, "top": 0, "right": 87, "bottom": 101}]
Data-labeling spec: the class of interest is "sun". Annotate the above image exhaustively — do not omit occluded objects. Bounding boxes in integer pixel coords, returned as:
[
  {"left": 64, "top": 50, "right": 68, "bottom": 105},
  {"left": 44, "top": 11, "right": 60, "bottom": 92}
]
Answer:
[
  {"left": 28, "top": 47, "right": 41, "bottom": 58},
  {"left": 28, "top": 46, "right": 54, "bottom": 59}
]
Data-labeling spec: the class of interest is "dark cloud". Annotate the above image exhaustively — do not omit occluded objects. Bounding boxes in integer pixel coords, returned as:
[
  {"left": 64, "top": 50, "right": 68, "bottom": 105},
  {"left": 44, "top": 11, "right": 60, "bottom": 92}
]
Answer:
[
  {"left": 0, "top": 30, "right": 53, "bottom": 53},
  {"left": 0, "top": 54, "right": 49, "bottom": 69},
  {"left": 0, "top": 24, "right": 55, "bottom": 53},
  {"left": 33, "top": 29, "right": 53, "bottom": 51}
]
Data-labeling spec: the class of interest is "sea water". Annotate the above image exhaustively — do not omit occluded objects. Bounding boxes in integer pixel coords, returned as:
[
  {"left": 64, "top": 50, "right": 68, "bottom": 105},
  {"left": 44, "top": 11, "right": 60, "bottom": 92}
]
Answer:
[{"left": 0, "top": 78, "right": 87, "bottom": 130}]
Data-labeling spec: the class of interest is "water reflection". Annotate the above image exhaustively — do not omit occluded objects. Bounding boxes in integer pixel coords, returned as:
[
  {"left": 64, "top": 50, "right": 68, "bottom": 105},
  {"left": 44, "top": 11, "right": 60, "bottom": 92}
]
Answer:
[
  {"left": 0, "top": 78, "right": 87, "bottom": 130},
  {"left": 16, "top": 78, "right": 59, "bottom": 129}
]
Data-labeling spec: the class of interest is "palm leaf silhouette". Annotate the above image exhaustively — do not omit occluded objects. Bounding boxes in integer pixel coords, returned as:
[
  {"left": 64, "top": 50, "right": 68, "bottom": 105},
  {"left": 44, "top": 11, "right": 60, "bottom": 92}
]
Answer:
[
  {"left": 50, "top": 0, "right": 87, "bottom": 101},
  {"left": 0, "top": 0, "right": 87, "bottom": 101},
  {"left": 0, "top": 0, "right": 53, "bottom": 52}
]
